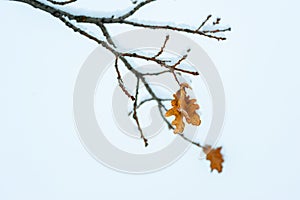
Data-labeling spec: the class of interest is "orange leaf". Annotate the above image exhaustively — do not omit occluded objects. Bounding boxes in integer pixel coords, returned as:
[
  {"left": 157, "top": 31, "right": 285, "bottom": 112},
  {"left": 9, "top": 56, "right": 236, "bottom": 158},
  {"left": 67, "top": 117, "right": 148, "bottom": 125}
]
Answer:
[
  {"left": 165, "top": 83, "right": 201, "bottom": 134},
  {"left": 204, "top": 146, "right": 224, "bottom": 173}
]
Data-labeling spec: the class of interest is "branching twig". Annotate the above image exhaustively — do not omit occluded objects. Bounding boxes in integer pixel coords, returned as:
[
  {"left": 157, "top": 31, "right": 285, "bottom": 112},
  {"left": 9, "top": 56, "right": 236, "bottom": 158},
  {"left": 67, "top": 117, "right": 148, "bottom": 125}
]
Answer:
[
  {"left": 98, "top": 23, "right": 117, "bottom": 48},
  {"left": 122, "top": 52, "right": 199, "bottom": 76},
  {"left": 118, "top": 20, "right": 228, "bottom": 41},
  {"left": 10, "top": 0, "right": 230, "bottom": 149},
  {"left": 11, "top": 0, "right": 230, "bottom": 41},
  {"left": 128, "top": 98, "right": 171, "bottom": 115}
]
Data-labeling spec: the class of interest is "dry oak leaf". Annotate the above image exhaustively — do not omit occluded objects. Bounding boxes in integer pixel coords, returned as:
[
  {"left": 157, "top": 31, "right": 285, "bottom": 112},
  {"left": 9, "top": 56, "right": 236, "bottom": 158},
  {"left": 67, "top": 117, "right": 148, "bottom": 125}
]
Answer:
[
  {"left": 204, "top": 146, "right": 224, "bottom": 173},
  {"left": 165, "top": 83, "right": 201, "bottom": 134}
]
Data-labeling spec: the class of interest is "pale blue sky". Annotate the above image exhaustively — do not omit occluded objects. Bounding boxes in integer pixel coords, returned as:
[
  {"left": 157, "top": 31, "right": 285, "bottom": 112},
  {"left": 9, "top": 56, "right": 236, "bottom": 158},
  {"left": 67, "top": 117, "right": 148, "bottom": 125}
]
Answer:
[{"left": 0, "top": 0, "right": 299, "bottom": 199}]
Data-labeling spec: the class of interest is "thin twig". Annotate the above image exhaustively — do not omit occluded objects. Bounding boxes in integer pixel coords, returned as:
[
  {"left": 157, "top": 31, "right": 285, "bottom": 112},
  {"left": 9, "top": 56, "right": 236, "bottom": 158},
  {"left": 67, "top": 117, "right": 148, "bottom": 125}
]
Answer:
[
  {"left": 133, "top": 78, "right": 148, "bottom": 147},
  {"left": 203, "top": 27, "right": 231, "bottom": 33},
  {"left": 153, "top": 35, "right": 169, "bottom": 58},
  {"left": 119, "top": 0, "right": 156, "bottom": 20},
  {"left": 179, "top": 134, "right": 203, "bottom": 148},
  {"left": 173, "top": 68, "right": 199, "bottom": 75},
  {"left": 196, "top": 14, "right": 212, "bottom": 31},
  {"left": 122, "top": 52, "right": 199, "bottom": 76},
  {"left": 47, "top": 0, "right": 77, "bottom": 5},
  {"left": 114, "top": 57, "right": 135, "bottom": 101},
  {"left": 119, "top": 80, "right": 136, "bottom": 101},
  {"left": 171, "top": 54, "right": 188, "bottom": 69},
  {"left": 114, "top": 57, "right": 121, "bottom": 79},
  {"left": 118, "top": 20, "right": 228, "bottom": 41},
  {"left": 142, "top": 70, "right": 171, "bottom": 76}
]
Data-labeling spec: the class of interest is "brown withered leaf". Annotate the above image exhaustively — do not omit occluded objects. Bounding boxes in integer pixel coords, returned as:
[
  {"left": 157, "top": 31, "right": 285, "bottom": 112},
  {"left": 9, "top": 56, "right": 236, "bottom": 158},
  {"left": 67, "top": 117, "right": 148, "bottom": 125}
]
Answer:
[
  {"left": 204, "top": 146, "right": 224, "bottom": 173},
  {"left": 165, "top": 83, "right": 201, "bottom": 134}
]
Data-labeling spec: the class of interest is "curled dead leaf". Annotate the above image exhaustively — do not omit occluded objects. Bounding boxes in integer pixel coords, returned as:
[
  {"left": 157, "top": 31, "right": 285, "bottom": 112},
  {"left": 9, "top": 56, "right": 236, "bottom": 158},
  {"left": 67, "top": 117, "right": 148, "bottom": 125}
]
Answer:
[
  {"left": 165, "top": 83, "right": 201, "bottom": 134},
  {"left": 204, "top": 146, "right": 224, "bottom": 173}
]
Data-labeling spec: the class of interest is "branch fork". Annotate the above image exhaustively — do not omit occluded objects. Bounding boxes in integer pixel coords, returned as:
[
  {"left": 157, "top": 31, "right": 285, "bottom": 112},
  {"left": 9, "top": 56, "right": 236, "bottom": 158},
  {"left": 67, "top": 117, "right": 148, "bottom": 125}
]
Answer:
[{"left": 10, "top": 0, "right": 230, "bottom": 150}]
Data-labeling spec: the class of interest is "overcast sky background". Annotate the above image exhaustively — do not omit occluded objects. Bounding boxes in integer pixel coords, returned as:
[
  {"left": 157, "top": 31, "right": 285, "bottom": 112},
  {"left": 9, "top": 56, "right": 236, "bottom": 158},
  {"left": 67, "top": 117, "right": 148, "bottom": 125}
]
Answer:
[{"left": 1, "top": 0, "right": 300, "bottom": 199}]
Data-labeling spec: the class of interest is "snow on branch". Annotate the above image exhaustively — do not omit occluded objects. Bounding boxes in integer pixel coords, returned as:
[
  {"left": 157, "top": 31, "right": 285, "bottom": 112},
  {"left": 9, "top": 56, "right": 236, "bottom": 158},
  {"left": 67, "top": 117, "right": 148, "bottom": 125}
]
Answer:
[{"left": 10, "top": 0, "right": 229, "bottom": 172}]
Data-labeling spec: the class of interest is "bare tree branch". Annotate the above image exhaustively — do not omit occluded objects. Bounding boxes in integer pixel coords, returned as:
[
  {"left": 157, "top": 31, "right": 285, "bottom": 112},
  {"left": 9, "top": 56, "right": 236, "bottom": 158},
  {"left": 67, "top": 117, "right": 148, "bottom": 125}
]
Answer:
[
  {"left": 9, "top": 0, "right": 230, "bottom": 150},
  {"left": 117, "top": 20, "right": 228, "bottom": 41},
  {"left": 10, "top": 0, "right": 230, "bottom": 41}
]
